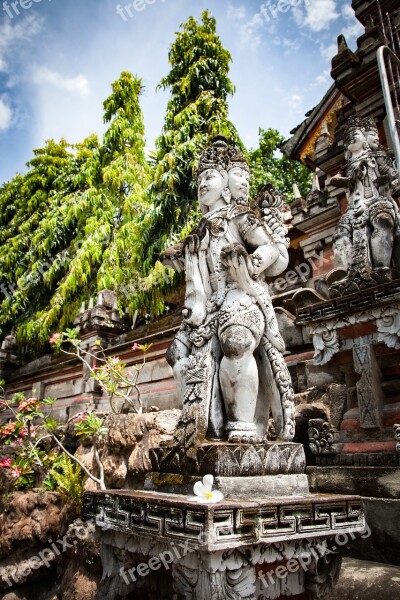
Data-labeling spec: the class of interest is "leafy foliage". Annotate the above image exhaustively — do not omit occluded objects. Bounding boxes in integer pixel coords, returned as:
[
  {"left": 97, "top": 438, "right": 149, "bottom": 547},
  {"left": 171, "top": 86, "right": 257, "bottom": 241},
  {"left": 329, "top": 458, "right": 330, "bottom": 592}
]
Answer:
[
  {"left": 45, "top": 453, "right": 85, "bottom": 509},
  {"left": 249, "top": 128, "right": 312, "bottom": 201},
  {"left": 0, "top": 73, "right": 149, "bottom": 350},
  {"left": 138, "top": 10, "right": 245, "bottom": 314}
]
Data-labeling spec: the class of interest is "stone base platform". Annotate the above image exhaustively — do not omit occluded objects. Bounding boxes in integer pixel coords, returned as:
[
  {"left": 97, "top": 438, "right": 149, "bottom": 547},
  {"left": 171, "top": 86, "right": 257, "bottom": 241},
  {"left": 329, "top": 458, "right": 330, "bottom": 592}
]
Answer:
[
  {"left": 83, "top": 490, "right": 366, "bottom": 600},
  {"left": 83, "top": 490, "right": 365, "bottom": 552}
]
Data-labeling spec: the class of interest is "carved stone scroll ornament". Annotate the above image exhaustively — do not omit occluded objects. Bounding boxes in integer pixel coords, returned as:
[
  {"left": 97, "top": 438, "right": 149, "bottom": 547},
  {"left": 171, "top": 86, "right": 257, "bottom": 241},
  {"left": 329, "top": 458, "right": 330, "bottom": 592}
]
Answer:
[
  {"left": 308, "top": 419, "right": 341, "bottom": 455},
  {"left": 376, "top": 305, "right": 400, "bottom": 349},
  {"left": 311, "top": 325, "right": 339, "bottom": 366},
  {"left": 394, "top": 424, "right": 400, "bottom": 453}
]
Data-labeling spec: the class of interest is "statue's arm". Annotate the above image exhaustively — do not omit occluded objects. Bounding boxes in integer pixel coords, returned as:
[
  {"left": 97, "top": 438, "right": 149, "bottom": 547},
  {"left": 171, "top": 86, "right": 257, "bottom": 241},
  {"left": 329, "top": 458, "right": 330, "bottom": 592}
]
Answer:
[{"left": 237, "top": 214, "right": 289, "bottom": 278}]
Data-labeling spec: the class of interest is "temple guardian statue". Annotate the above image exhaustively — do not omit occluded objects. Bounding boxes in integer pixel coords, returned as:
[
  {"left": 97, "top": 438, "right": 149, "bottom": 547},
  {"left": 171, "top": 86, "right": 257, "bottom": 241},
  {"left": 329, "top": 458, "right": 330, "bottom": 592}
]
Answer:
[
  {"left": 161, "top": 136, "right": 295, "bottom": 462},
  {"left": 332, "top": 116, "right": 400, "bottom": 295}
]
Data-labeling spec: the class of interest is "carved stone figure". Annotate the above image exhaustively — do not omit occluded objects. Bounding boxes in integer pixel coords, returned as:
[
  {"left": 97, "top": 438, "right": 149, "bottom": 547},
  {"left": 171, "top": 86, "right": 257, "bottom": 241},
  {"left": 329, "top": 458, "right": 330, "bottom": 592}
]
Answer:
[
  {"left": 161, "top": 136, "right": 295, "bottom": 447},
  {"left": 332, "top": 116, "right": 400, "bottom": 295}
]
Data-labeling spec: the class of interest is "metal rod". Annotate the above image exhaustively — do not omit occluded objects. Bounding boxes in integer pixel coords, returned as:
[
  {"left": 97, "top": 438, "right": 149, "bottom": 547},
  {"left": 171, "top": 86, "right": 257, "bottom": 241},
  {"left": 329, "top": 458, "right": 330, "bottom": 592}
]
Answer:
[
  {"left": 387, "top": 12, "right": 400, "bottom": 118},
  {"left": 377, "top": 46, "right": 400, "bottom": 175}
]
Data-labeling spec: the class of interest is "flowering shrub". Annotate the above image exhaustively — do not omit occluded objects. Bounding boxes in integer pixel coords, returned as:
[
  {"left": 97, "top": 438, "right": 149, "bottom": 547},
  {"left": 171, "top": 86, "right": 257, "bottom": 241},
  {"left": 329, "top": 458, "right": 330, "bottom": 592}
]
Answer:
[
  {"left": 0, "top": 381, "right": 108, "bottom": 492},
  {"left": 49, "top": 328, "right": 151, "bottom": 414}
]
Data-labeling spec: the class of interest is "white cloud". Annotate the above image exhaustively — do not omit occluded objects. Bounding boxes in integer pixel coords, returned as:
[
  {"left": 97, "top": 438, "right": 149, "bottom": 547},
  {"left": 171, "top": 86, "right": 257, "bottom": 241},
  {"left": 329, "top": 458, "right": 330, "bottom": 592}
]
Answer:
[
  {"left": 294, "top": 0, "right": 339, "bottom": 32},
  {"left": 342, "top": 21, "right": 364, "bottom": 40},
  {"left": 341, "top": 4, "right": 355, "bottom": 20},
  {"left": 0, "top": 99, "right": 12, "bottom": 131},
  {"left": 33, "top": 67, "right": 90, "bottom": 97},
  {"left": 310, "top": 69, "right": 332, "bottom": 87},
  {"left": 227, "top": 5, "right": 246, "bottom": 22},
  {"left": 0, "top": 14, "right": 42, "bottom": 73},
  {"left": 236, "top": 12, "right": 265, "bottom": 50},
  {"left": 320, "top": 42, "right": 338, "bottom": 61},
  {"left": 288, "top": 94, "right": 303, "bottom": 109}
]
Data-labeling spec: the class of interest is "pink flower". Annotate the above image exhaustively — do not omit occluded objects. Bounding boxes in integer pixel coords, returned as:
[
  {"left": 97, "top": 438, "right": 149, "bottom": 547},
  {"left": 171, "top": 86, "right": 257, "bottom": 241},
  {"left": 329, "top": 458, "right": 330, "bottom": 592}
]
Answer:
[
  {"left": 17, "top": 397, "right": 38, "bottom": 413},
  {"left": 49, "top": 333, "right": 61, "bottom": 345},
  {"left": 0, "top": 458, "right": 12, "bottom": 468},
  {"left": 132, "top": 343, "right": 140, "bottom": 351},
  {"left": 74, "top": 412, "right": 88, "bottom": 423},
  {"left": 10, "top": 467, "right": 22, "bottom": 478},
  {"left": 19, "top": 427, "right": 28, "bottom": 439},
  {"left": 0, "top": 422, "right": 16, "bottom": 438}
]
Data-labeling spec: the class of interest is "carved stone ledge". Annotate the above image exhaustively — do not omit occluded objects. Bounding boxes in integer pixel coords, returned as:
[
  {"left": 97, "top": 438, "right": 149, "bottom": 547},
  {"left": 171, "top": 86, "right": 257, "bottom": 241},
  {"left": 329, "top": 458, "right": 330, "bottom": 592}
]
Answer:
[
  {"left": 82, "top": 490, "right": 366, "bottom": 552},
  {"left": 296, "top": 279, "right": 400, "bottom": 325},
  {"left": 308, "top": 419, "right": 342, "bottom": 455},
  {"left": 151, "top": 442, "right": 306, "bottom": 477}
]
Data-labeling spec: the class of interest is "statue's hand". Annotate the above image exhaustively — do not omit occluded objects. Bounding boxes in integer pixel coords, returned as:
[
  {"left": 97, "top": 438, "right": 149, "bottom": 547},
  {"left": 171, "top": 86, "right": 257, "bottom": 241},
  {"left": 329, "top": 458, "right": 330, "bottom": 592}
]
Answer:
[
  {"left": 160, "top": 242, "right": 185, "bottom": 272},
  {"left": 220, "top": 243, "right": 253, "bottom": 276}
]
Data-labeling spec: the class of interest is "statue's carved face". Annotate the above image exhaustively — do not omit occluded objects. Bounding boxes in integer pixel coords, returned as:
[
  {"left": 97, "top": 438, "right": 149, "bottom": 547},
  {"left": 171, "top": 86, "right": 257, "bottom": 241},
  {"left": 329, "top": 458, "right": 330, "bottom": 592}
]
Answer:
[
  {"left": 228, "top": 167, "right": 249, "bottom": 199},
  {"left": 365, "top": 128, "right": 379, "bottom": 150},
  {"left": 346, "top": 128, "right": 366, "bottom": 154},
  {"left": 197, "top": 168, "right": 227, "bottom": 210}
]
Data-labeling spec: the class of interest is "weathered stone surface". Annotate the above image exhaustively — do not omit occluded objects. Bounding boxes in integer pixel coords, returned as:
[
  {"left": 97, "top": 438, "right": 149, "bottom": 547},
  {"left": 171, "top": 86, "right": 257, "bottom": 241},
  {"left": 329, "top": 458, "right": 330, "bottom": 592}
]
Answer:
[
  {"left": 324, "top": 558, "right": 400, "bottom": 598},
  {"left": 307, "top": 466, "right": 400, "bottom": 499},
  {"left": 76, "top": 410, "right": 182, "bottom": 490}
]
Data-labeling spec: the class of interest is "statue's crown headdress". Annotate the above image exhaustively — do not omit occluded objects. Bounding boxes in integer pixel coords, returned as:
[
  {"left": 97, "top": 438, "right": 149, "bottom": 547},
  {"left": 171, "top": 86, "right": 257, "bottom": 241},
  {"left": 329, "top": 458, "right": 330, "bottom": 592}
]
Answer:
[
  {"left": 362, "top": 117, "right": 378, "bottom": 132},
  {"left": 196, "top": 135, "right": 249, "bottom": 179},
  {"left": 343, "top": 115, "right": 366, "bottom": 147}
]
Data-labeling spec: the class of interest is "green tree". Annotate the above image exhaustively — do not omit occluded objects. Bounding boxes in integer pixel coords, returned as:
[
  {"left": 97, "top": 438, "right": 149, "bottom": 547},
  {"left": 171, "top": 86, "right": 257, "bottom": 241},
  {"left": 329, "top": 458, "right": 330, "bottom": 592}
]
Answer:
[
  {"left": 139, "top": 10, "right": 244, "bottom": 314},
  {"left": 249, "top": 128, "right": 312, "bottom": 201},
  {"left": 0, "top": 72, "right": 149, "bottom": 350}
]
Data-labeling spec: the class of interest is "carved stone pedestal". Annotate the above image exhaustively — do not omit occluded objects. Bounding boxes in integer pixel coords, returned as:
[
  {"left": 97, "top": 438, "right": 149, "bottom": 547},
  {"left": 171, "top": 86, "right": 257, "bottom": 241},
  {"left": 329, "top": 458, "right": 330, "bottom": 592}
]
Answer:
[
  {"left": 148, "top": 442, "right": 308, "bottom": 498},
  {"left": 83, "top": 490, "right": 366, "bottom": 600}
]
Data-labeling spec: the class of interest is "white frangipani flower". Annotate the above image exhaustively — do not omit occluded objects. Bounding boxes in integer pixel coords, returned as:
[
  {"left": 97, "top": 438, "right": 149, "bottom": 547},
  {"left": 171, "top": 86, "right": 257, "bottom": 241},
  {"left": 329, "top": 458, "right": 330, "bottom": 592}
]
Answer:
[{"left": 190, "top": 474, "right": 224, "bottom": 504}]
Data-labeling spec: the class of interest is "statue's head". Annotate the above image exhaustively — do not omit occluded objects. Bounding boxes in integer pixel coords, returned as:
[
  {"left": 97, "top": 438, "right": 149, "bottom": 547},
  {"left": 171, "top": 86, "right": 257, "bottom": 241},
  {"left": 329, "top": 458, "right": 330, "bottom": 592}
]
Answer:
[
  {"left": 343, "top": 116, "right": 367, "bottom": 155},
  {"left": 196, "top": 136, "right": 249, "bottom": 211},
  {"left": 364, "top": 118, "right": 380, "bottom": 151}
]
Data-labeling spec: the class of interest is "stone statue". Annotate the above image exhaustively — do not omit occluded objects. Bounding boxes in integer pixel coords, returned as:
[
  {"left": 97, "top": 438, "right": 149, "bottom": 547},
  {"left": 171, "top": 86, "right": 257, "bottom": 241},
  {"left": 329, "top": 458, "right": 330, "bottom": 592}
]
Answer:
[
  {"left": 332, "top": 116, "right": 400, "bottom": 294},
  {"left": 161, "top": 136, "right": 295, "bottom": 451}
]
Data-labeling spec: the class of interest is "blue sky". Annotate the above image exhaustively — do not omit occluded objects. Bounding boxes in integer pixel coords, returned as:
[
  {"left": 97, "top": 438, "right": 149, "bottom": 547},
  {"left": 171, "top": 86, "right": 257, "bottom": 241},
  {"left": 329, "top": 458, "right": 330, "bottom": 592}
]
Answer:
[{"left": 0, "top": 0, "right": 363, "bottom": 184}]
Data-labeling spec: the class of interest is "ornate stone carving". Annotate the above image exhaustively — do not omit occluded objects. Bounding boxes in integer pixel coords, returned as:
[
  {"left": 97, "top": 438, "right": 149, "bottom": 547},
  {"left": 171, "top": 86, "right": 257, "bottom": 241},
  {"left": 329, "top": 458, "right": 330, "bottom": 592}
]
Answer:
[
  {"left": 308, "top": 419, "right": 341, "bottom": 455},
  {"left": 95, "top": 528, "right": 348, "bottom": 600},
  {"left": 394, "top": 424, "right": 400, "bottom": 453},
  {"left": 331, "top": 116, "right": 400, "bottom": 296},
  {"left": 376, "top": 305, "right": 400, "bottom": 349},
  {"left": 151, "top": 442, "right": 306, "bottom": 477},
  {"left": 161, "top": 137, "right": 295, "bottom": 458},
  {"left": 311, "top": 325, "right": 339, "bottom": 366},
  {"left": 352, "top": 338, "right": 384, "bottom": 428},
  {"left": 295, "top": 285, "right": 400, "bottom": 367},
  {"left": 305, "top": 552, "right": 342, "bottom": 599}
]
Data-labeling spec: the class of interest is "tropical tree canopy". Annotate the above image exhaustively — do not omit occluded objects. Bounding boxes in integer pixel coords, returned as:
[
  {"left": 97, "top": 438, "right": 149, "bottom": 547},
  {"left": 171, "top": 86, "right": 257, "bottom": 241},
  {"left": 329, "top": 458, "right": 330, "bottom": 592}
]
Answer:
[
  {"left": 137, "top": 10, "right": 245, "bottom": 314},
  {"left": 249, "top": 128, "right": 312, "bottom": 201},
  {"left": 0, "top": 72, "right": 149, "bottom": 351}
]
